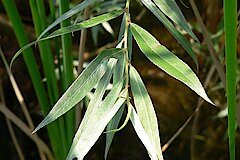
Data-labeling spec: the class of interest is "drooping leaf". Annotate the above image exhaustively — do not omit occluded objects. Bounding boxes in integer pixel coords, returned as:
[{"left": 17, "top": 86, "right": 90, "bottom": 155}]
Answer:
[
  {"left": 46, "top": 10, "right": 123, "bottom": 39},
  {"left": 104, "top": 27, "right": 126, "bottom": 159},
  {"left": 37, "top": 0, "right": 98, "bottom": 40},
  {"left": 130, "top": 23, "right": 214, "bottom": 105},
  {"left": 33, "top": 48, "right": 125, "bottom": 133},
  {"left": 130, "top": 66, "right": 163, "bottom": 160},
  {"left": 66, "top": 83, "right": 126, "bottom": 160},
  {"left": 129, "top": 103, "right": 158, "bottom": 160},
  {"left": 105, "top": 106, "right": 124, "bottom": 159},
  {"left": 151, "top": 0, "right": 199, "bottom": 42},
  {"left": 10, "top": 10, "right": 123, "bottom": 68},
  {"left": 79, "top": 58, "right": 117, "bottom": 136},
  {"left": 141, "top": 0, "right": 198, "bottom": 69}
]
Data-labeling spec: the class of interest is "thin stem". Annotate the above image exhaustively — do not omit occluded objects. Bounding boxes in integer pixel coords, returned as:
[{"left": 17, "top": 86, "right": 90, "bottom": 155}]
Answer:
[
  {"left": 189, "top": 0, "right": 226, "bottom": 90},
  {"left": 123, "top": 0, "right": 131, "bottom": 114},
  {"left": 0, "top": 80, "right": 25, "bottom": 160},
  {"left": 224, "top": 0, "right": 237, "bottom": 159}
]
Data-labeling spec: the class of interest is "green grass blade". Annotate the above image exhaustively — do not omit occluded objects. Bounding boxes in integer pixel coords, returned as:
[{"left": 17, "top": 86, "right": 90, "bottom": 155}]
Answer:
[
  {"left": 33, "top": 48, "right": 125, "bottom": 133},
  {"left": 130, "top": 23, "right": 213, "bottom": 105},
  {"left": 59, "top": 0, "right": 75, "bottom": 149},
  {"left": 224, "top": 0, "right": 237, "bottom": 159},
  {"left": 129, "top": 103, "right": 158, "bottom": 160},
  {"left": 38, "top": 0, "right": 98, "bottom": 40},
  {"left": 141, "top": 0, "right": 198, "bottom": 70},
  {"left": 67, "top": 83, "right": 126, "bottom": 160},
  {"left": 2, "top": 0, "right": 50, "bottom": 112},
  {"left": 46, "top": 10, "right": 124, "bottom": 39},
  {"left": 130, "top": 66, "right": 163, "bottom": 160},
  {"left": 151, "top": 0, "right": 199, "bottom": 42}
]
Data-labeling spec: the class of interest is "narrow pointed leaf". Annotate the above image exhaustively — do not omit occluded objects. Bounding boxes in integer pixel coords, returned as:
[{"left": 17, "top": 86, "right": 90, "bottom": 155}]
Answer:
[
  {"left": 46, "top": 10, "right": 123, "bottom": 39},
  {"left": 79, "top": 58, "right": 118, "bottom": 136},
  {"left": 33, "top": 48, "right": 125, "bottom": 133},
  {"left": 105, "top": 40, "right": 126, "bottom": 159},
  {"left": 11, "top": 10, "right": 123, "bottom": 67},
  {"left": 38, "top": 0, "right": 98, "bottom": 40},
  {"left": 67, "top": 83, "right": 126, "bottom": 160},
  {"left": 130, "top": 66, "right": 163, "bottom": 160},
  {"left": 152, "top": 0, "right": 199, "bottom": 42},
  {"left": 131, "top": 23, "right": 213, "bottom": 105},
  {"left": 130, "top": 104, "right": 158, "bottom": 160},
  {"left": 141, "top": 0, "right": 198, "bottom": 69}
]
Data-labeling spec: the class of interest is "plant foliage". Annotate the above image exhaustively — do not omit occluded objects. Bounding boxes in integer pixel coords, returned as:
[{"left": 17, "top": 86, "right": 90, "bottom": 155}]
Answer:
[{"left": 12, "top": 0, "right": 215, "bottom": 159}]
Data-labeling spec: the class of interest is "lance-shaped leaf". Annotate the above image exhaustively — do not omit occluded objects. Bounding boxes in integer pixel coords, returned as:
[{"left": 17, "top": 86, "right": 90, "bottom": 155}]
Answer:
[
  {"left": 33, "top": 48, "right": 125, "bottom": 133},
  {"left": 151, "top": 0, "right": 198, "bottom": 42},
  {"left": 129, "top": 103, "right": 158, "bottom": 160},
  {"left": 130, "top": 23, "right": 213, "bottom": 105},
  {"left": 79, "top": 58, "right": 118, "bottom": 137},
  {"left": 141, "top": 0, "right": 198, "bottom": 69},
  {"left": 105, "top": 54, "right": 125, "bottom": 159},
  {"left": 38, "top": 0, "right": 98, "bottom": 40},
  {"left": 10, "top": 10, "right": 123, "bottom": 67},
  {"left": 67, "top": 83, "right": 126, "bottom": 160},
  {"left": 130, "top": 66, "right": 163, "bottom": 160},
  {"left": 46, "top": 10, "right": 123, "bottom": 39}
]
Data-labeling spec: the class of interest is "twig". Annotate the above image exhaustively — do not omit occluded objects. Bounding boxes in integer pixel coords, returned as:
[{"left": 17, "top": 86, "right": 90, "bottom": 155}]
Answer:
[
  {"left": 0, "top": 79, "right": 25, "bottom": 160},
  {"left": 189, "top": 0, "right": 226, "bottom": 90},
  {"left": 0, "top": 103, "right": 54, "bottom": 160},
  {"left": 162, "top": 63, "right": 216, "bottom": 152},
  {"left": 0, "top": 47, "right": 47, "bottom": 160}
]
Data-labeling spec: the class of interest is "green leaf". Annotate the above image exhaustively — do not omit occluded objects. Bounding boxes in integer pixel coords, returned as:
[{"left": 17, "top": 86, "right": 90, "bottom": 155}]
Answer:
[
  {"left": 152, "top": 0, "right": 199, "bottom": 42},
  {"left": 46, "top": 10, "right": 124, "bottom": 39},
  {"left": 129, "top": 104, "right": 158, "bottom": 160},
  {"left": 67, "top": 83, "right": 126, "bottom": 160},
  {"left": 33, "top": 48, "right": 125, "bottom": 133},
  {"left": 10, "top": 10, "right": 123, "bottom": 68},
  {"left": 130, "top": 66, "right": 163, "bottom": 160},
  {"left": 37, "top": 0, "right": 98, "bottom": 40},
  {"left": 79, "top": 58, "right": 118, "bottom": 137},
  {"left": 130, "top": 23, "right": 214, "bottom": 105},
  {"left": 141, "top": 0, "right": 198, "bottom": 69},
  {"left": 104, "top": 28, "right": 126, "bottom": 159},
  {"left": 105, "top": 106, "right": 124, "bottom": 159}
]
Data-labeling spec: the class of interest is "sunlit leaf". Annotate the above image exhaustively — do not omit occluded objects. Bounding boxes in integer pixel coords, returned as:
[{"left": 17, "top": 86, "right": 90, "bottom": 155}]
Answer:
[
  {"left": 46, "top": 10, "right": 123, "bottom": 39},
  {"left": 38, "top": 0, "right": 98, "bottom": 40},
  {"left": 66, "top": 83, "right": 126, "bottom": 160},
  {"left": 10, "top": 10, "right": 123, "bottom": 69},
  {"left": 129, "top": 103, "right": 158, "bottom": 160},
  {"left": 141, "top": 0, "right": 198, "bottom": 69},
  {"left": 33, "top": 48, "right": 125, "bottom": 133},
  {"left": 79, "top": 58, "right": 117, "bottom": 136},
  {"left": 130, "top": 23, "right": 214, "bottom": 105},
  {"left": 104, "top": 28, "right": 126, "bottom": 159},
  {"left": 152, "top": 0, "right": 198, "bottom": 42},
  {"left": 130, "top": 66, "right": 163, "bottom": 160}
]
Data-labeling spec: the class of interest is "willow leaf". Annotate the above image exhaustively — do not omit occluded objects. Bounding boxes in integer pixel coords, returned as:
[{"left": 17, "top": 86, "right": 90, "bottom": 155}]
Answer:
[
  {"left": 67, "top": 83, "right": 126, "bottom": 160},
  {"left": 130, "top": 66, "right": 163, "bottom": 160},
  {"left": 131, "top": 23, "right": 213, "bottom": 105},
  {"left": 33, "top": 48, "right": 125, "bottom": 133},
  {"left": 129, "top": 104, "right": 158, "bottom": 160},
  {"left": 46, "top": 10, "right": 123, "bottom": 39},
  {"left": 11, "top": 10, "right": 123, "bottom": 68},
  {"left": 38, "top": 0, "right": 98, "bottom": 40},
  {"left": 141, "top": 0, "right": 198, "bottom": 69},
  {"left": 152, "top": 0, "right": 198, "bottom": 42}
]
